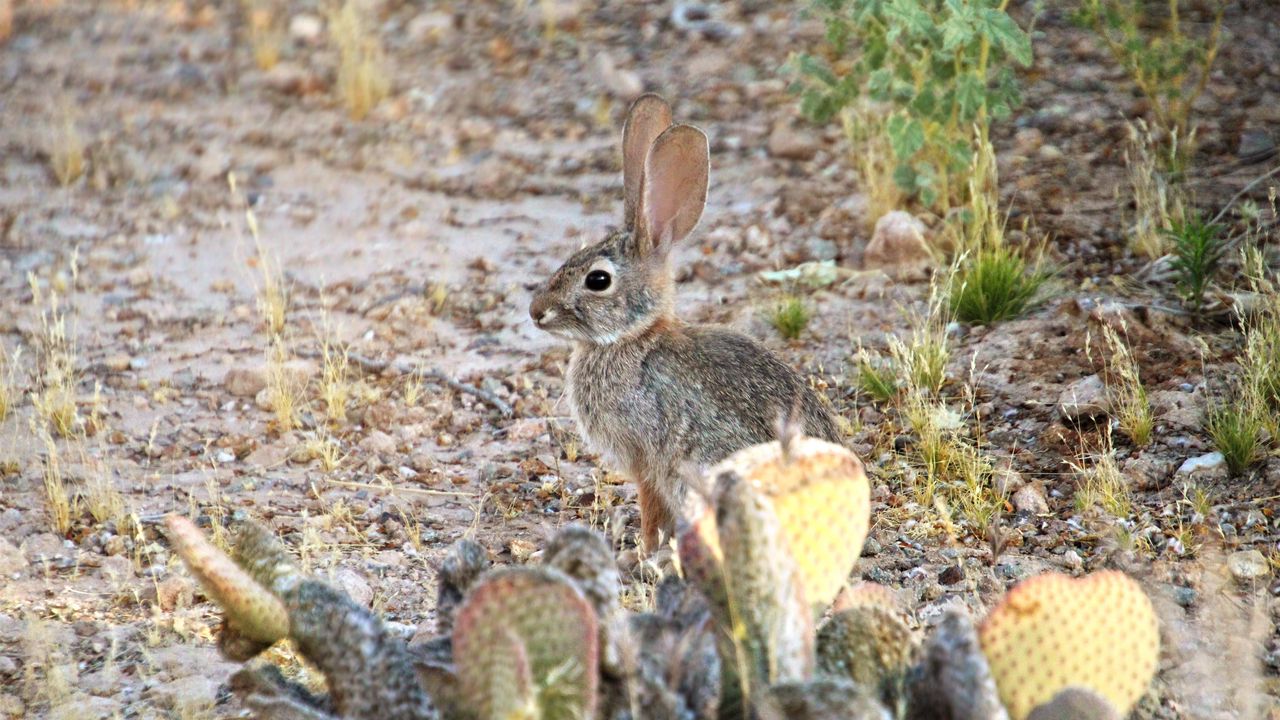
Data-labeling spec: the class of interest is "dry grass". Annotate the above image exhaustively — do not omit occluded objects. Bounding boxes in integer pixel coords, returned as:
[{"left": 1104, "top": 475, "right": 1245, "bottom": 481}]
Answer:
[
  {"left": 229, "top": 172, "right": 289, "bottom": 337},
  {"left": 28, "top": 272, "right": 80, "bottom": 437},
  {"left": 1098, "top": 323, "right": 1154, "bottom": 447},
  {"left": 841, "top": 104, "right": 905, "bottom": 227},
  {"left": 1070, "top": 432, "right": 1132, "bottom": 519},
  {"left": 328, "top": 0, "right": 390, "bottom": 120},
  {"left": 265, "top": 336, "right": 303, "bottom": 432},
  {"left": 888, "top": 280, "right": 951, "bottom": 396},
  {"left": 48, "top": 104, "right": 85, "bottom": 187},
  {"left": 244, "top": 1, "right": 285, "bottom": 70},
  {"left": 1123, "top": 120, "right": 1184, "bottom": 258},
  {"left": 318, "top": 322, "right": 353, "bottom": 426},
  {"left": 80, "top": 449, "right": 130, "bottom": 533},
  {"left": 35, "top": 423, "right": 72, "bottom": 535},
  {"left": 21, "top": 614, "right": 75, "bottom": 708},
  {"left": 0, "top": 346, "right": 20, "bottom": 422}
]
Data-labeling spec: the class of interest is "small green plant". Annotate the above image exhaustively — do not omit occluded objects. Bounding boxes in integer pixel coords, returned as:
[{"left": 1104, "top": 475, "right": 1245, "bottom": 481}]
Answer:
[
  {"left": 770, "top": 296, "right": 812, "bottom": 341},
  {"left": 854, "top": 348, "right": 897, "bottom": 403},
  {"left": 1164, "top": 212, "right": 1224, "bottom": 314},
  {"left": 1075, "top": 0, "right": 1224, "bottom": 148},
  {"left": 793, "top": 0, "right": 1032, "bottom": 210},
  {"left": 1205, "top": 400, "right": 1264, "bottom": 476},
  {"left": 949, "top": 245, "right": 1049, "bottom": 324}
]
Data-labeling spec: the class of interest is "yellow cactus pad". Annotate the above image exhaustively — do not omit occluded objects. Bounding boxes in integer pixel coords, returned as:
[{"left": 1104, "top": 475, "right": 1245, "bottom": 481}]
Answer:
[
  {"left": 978, "top": 570, "right": 1159, "bottom": 720},
  {"left": 711, "top": 437, "right": 871, "bottom": 609},
  {"left": 165, "top": 515, "right": 289, "bottom": 644}
]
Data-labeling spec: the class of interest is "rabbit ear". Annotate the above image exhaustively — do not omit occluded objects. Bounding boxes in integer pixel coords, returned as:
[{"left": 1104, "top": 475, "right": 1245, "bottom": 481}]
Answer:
[
  {"left": 622, "top": 94, "right": 672, "bottom": 229},
  {"left": 637, "top": 124, "right": 709, "bottom": 255}
]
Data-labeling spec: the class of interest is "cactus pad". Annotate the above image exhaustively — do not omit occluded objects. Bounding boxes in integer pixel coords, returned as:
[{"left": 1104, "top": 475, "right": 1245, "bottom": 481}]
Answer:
[
  {"left": 711, "top": 437, "right": 870, "bottom": 610},
  {"left": 452, "top": 566, "right": 599, "bottom": 720},
  {"left": 816, "top": 603, "right": 915, "bottom": 702},
  {"left": 978, "top": 571, "right": 1159, "bottom": 720},
  {"left": 166, "top": 515, "right": 289, "bottom": 644}
]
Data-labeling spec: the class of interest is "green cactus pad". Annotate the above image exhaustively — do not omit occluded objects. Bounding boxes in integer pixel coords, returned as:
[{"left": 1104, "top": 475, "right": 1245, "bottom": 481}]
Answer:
[
  {"left": 816, "top": 603, "right": 915, "bottom": 702},
  {"left": 165, "top": 515, "right": 289, "bottom": 644},
  {"left": 978, "top": 571, "right": 1159, "bottom": 720},
  {"left": 452, "top": 566, "right": 599, "bottom": 720}
]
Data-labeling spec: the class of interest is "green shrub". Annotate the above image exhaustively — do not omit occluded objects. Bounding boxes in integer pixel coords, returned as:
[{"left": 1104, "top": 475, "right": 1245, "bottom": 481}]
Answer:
[
  {"left": 948, "top": 245, "right": 1050, "bottom": 324},
  {"left": 771, "top": 296, "right": 812, "bottom": 340},
  {"left": 1164, "top": 212, "right": 1223, "bottom": 314},
  {"left": 792, "top": 0, "right": 1032, "bottom": 210}
]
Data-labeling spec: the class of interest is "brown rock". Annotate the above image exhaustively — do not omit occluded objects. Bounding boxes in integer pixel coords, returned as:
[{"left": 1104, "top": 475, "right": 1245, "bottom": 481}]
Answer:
[
  {"left": 1056, "top": 374, "right": 1109, "bottom": 421},
  {"left": 863, "top": 211, "right": 933, "bottom": 271},
  {"left": 767, "top": 121, "right": 821, "bottom": 161},
  {"left": 155, "top": 575, "right": 194, "bottom": 611},
  {"left": 332, "top": 567, "right": 374, "bottom": 607},
  {"left": 223, "top": 367, "right": 267, "bottom": 398}
]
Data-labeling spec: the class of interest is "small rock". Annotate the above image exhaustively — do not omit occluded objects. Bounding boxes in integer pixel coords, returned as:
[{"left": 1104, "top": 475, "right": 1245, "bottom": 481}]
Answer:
[
  {"left": 150, "top": 675, "right": 222, "bottom": 711},
  {"left": 1176, "top": 451, "right": 1225, "bottom": 477},
  {"left": 1013, "top": 127, "right": 1043, "bottom": 155},
  {"left": 863, "top": 211, "right": 933, "bottom": 271},
  {"left": 127, "top": 267, "right": 152, "bottom": 287},
  {"left": 104, "top": 354, "right": 131, "bottom": 372},
  {"left": 1012, "top": 481, "right": 1050, "bottom": 515},
  {"left": 262, "top": 61, "right": 323, "bottom": 96},
  {"left": 360, "top": 430, "right": 397, "bottom": 456},
  {"left": 155, "top": 575, "right": 194, "bottom": 611},
  {"left": 408, "top": 11, "right": 454, "bottom": 42},
  {"left": 939, "top": 565, "right": 964, "bottom": 585},
  {"left": 1057, "top": 374, "right": 1109, "bottom": 421},
  {"left": 289, "top": 13, "right": 323, "bottom": 42},
  {"left": 1172, "top": 586, "right": 1197, "bottom": 608},
  {"left": 1037, "top": 144, "right": 1064, "bottom": 161},
  {"left": 223, "top": 367, "right": 267, "bottom": 398},
  {"left": 506, "top": 418, "right": 546, "bottom": 442},
  {"left": 1227, "top": 550, "right": 1271, "bottom": 582},
  {"left": 767, "top": 121, "right": 820, "bottom": 161},
  {"left": 332, "top": 567, "right": 374, "bottom": 607},
  {"left": 0, "top": 536, "right": 27, "bottom": 576}
]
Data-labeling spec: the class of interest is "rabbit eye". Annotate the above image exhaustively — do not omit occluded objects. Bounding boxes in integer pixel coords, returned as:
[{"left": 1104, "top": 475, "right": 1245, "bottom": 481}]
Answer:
[{"left": 584, "top": 270, "right": 612, "bottom": 292}]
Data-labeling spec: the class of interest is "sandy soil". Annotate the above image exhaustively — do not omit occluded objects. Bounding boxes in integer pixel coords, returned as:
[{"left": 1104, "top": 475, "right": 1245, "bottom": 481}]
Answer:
[{"left": 0, "top": 1, "right": 1278, "bottom": 718}]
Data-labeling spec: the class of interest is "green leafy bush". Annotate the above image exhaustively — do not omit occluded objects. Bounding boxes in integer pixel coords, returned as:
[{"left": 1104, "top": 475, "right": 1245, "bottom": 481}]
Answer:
[
  {"left": 792, "top": 0, "right": 1032, "bottom": 210},
  {"left": 1075, "top": 0, "right": 1224, "bottom": 147}
]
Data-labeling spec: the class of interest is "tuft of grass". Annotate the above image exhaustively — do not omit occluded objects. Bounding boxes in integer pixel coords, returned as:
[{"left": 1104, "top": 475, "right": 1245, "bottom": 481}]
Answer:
[
  {"left": 35, "top": 422, "right": 72, "bottom": 535},
  {"left": 244, "top": 1, "right": 285, "bottom": 70},
  {"left": 230, "top": 172, "right": 289, "bottom": 337},
  {"left": 889, "top": 281, "right": 951, "bottom": 396},
  {"left": 1123, "top": 120, "right": 1184, "bottom": 258},
  {"left": 769, "top": 296, "right": 811, "bottom": 341},
  {"left": 840, "top": 105, "right": 905, "bottom": 228},
  {"left": 1070, "top": 434, "right": 1132, "bottom": 519},
  {"left": 21, "top": 614, "right": 75, "bottom": 707},
  {"left": 945, "top": 130, "right": 1051, "bottom": 325},
  {"left": 28, "top": 273, "right": 80, "bottom": 437},
  {"left": 0, "top": 346, "right": 20, "bottom": 422},
  {"left": 900, "top": 390, "right": 1003, "bottom": 536},
  {"left": 318, "top": 321, "right": 352, "bottom": 427},
  {"left": 854, "top": 347, "right": 897, "bottom": 403},
  {"left": 48, "top": 104, "right": 85, "bottom": 187},
  {"left": 1099, "top": 323, "right": 1154, "bottom": 447},
  {"left": 265, "top": 337, "right": 303, "bottom": 432},
  {"left": 328, "top": 0, "right": 390, "bottom": 121},
  {"left": 1205, "top": 400, "right": 1265, "bottom": 477},
  {"left": 948, "top": 245, "right": 1050, "bottom": 324},
  {"left": 1164, "top": 211, "right": 1224, "bottom": 314}
]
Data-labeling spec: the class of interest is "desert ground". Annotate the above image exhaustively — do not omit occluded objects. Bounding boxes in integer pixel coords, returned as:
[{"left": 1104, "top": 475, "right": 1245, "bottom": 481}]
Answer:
[{"left": 0, "top": 0, "right": 1278, "bottom": 717}]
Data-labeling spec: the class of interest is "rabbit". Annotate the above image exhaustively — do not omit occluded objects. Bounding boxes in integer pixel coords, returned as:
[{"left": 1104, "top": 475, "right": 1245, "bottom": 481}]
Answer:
[{"left": 529, "top": 93, "right": 841, "bottom": 550}]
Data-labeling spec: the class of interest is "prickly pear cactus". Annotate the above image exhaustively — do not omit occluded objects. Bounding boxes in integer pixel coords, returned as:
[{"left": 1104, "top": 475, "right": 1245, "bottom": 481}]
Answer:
[
  {"left": 978, "top": 571, "right": 1159, "bottom": 720},
  {"left": 166, "top": 515, "right": 289, "bottom": 644},
  {"left": 816, "top": 602, "right": 915, "bottom": 705},
  {"left": 711, "top": 436, "right": 870, "bottom": 611},
  {"left": 452, "top": 566, "right": 600, "bottom": 720}
]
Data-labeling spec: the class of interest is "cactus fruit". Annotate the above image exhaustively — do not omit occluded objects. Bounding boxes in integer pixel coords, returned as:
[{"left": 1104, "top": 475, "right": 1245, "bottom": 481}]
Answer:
[
  {"left": 978, "top": 571, "right": 1159, "bottom": 720},
  {"left": 452, "top": 566, "right": 600, "bottom": 720},
  {"left": 166, "top": 515, "right": 289, "bottom": 644},
  {"left": 708, "top": 436, "right": 870, "bottom": 611}
]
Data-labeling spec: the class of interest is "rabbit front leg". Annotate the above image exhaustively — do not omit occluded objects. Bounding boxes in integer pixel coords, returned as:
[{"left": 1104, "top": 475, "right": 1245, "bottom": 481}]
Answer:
[{"left": 636, "top": 460, "right": 687, "bottom": 553}]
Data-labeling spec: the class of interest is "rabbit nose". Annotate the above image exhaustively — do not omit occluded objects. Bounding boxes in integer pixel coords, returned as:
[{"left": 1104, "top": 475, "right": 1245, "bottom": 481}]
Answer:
[{"left": 529, "top": 295, "right": 551, "bottom": 326}]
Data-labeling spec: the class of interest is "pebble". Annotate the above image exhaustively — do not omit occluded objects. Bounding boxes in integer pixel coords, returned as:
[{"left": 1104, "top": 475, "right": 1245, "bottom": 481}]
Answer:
[
  {"left": 289, "top": 13, "right": 323, "bottom": 42},
  {"left": 1012, "top": 481, "right": 1049, "bottom": 515},
  {"left": 1057, "top": 374, "right": 1109, "bottom": 421},
  {"left": 863, "top": 211, "right": 933, "bottom": 272},
  {"left": 593, "top": 51, "right": 643, "bottom": 99},
  {"left": 408, "top": 11, "right": 454, "bottom": 42},
  {"left": 333, "top": 567, "right": 374, "bottom": 607},
  {"left": 361, "top": 431, "right": 397, "bottom": 456},
  {"left": 1227, "top": 549, "right": 1270, "bottom": 582},
  {"left": 223, "top": 367, "right": 267, "bottom": 398},
  {"left": 1176, "top": 452, "right": 1225, "bottom": 477},
  {"left": 767, "top": 121, "right": 820, "bottom": 161}
]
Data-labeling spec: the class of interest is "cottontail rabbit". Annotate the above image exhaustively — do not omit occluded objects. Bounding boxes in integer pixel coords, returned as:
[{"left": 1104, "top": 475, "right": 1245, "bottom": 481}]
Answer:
[{"left": 529, "top": 94, "right": 841, "bottom": 550}]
